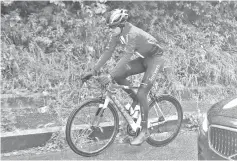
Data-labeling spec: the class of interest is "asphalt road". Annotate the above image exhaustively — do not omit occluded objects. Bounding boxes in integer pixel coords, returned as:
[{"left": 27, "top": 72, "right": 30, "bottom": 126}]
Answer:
[{"left": 2, "top": 130, "right": 197, "bottom": 160}]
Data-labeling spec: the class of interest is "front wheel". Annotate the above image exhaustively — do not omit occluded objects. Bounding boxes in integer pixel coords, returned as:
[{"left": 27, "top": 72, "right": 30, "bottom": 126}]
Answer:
[
  {"left": 146, "top": 95, "right": 183, "bottom": 147},
  {"left": 66, "top": 98, "right": 119, "bottom": 157}
]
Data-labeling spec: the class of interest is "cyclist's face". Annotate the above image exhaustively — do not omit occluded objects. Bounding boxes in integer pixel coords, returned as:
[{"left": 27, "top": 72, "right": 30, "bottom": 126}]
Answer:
[{"left": 110, "top": 26, "right": 121, "bottom": 36}]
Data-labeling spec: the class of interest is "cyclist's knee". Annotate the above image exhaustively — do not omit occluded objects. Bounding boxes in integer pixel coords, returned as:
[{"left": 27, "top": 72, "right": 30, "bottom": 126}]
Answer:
[{"left": 111, "top": 69, "right": 128, "bottom": 83}]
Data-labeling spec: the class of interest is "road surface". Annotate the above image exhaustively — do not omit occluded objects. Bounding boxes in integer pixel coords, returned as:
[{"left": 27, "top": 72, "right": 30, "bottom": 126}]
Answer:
[{"left": 2, "top": 130, "right": 197, "bottom": 160}]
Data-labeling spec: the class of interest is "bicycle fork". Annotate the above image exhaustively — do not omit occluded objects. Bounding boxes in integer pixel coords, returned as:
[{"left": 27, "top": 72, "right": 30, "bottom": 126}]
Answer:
[{"left": 91, "top": 96, "right": 110, "bottom": 128}]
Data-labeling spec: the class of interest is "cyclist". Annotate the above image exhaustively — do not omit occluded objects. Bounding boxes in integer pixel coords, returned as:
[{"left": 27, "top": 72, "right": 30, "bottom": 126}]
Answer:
[{"left": 83, "top": 9, "right": 165, "bottom": 146}]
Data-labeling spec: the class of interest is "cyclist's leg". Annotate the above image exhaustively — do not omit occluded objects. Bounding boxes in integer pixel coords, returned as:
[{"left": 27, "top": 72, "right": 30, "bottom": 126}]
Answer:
[
  {"left": 130, "top": 55, "right": 165, "bottom": 145},
  {"left": 110, "top": 55, "right": 145, "bottom": 105}
]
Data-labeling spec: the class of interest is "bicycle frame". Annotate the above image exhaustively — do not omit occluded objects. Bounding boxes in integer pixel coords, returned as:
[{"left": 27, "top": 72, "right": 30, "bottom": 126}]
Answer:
[
  {"left": 85, "top": 78, "right": 165, "bottom": 133},
  {"left": 94, "top": 84, "right": 161, "bottom": 133},
  {"left": 106, "top": 91, "right": 142, "bottom": 132}
]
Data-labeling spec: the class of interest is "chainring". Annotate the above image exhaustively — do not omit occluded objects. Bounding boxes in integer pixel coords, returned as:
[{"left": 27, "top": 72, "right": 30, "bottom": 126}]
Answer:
[{"left": 127, "top": 124, "right": 141, "bottom": 136}]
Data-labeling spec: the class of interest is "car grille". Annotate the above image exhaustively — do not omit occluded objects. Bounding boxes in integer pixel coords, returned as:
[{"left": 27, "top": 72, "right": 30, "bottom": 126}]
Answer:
[{"left": 209, "top": 125, "right": 237, "bottom": 160}]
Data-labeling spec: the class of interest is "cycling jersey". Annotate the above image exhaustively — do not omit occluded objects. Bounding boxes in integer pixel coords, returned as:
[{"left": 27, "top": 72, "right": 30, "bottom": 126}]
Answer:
[{"left": 94, "top": 22, "right": 163, "bottom": 71}]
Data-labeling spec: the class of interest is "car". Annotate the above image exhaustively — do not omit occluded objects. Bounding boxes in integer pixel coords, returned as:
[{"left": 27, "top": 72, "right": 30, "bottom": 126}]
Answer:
[{"left": 198, "top": 96, "right": 237, "bottom": 160}]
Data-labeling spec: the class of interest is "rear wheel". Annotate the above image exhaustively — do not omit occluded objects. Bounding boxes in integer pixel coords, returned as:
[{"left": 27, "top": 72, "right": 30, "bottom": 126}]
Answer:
[
  {"left": 146, "top": 95, "right": 183, "bottom": 147},
  {"left": 66, "top": 98, "right": 119, "bottom": 157}
]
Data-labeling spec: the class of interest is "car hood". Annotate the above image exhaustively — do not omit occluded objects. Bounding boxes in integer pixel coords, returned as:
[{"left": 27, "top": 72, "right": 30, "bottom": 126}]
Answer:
[{"left": 208, "top": 96, "right": 237, "bottom": 119}]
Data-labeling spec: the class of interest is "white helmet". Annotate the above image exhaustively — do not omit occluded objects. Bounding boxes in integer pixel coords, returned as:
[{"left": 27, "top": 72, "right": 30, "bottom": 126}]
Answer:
[{"left": 107, "top": 9, "right": 129, "bottom": 28}]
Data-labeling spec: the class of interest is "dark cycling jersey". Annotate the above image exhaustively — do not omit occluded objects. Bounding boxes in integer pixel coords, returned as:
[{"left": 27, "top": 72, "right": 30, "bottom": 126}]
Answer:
[{"left": 94, "top": 22, "right": 163, "bottom": 71}]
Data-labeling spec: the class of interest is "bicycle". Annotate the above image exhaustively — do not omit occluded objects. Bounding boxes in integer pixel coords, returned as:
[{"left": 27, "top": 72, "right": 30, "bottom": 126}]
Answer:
[{"left": 66, "top": 75, "right": 183, "bottom": 157}]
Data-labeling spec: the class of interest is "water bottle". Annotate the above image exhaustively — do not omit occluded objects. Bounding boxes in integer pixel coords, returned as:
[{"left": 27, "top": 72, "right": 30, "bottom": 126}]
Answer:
[
  {"left": 125, "top": 103, "right": 132, "bottom": 113},
  {"left": 125, "top": 103, "right": 130, "bottom": 110},
  {"left": 125, "top": 103, "right": 140, "bottom": 120},
  {"left": 131, "top": 105, "right": 140, "bottom": 120}
]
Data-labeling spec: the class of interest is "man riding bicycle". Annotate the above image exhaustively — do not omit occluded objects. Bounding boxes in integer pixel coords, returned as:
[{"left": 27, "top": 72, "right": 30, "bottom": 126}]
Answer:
[{"left": 83, "top": 9, "right": 165, "bottom": 146}]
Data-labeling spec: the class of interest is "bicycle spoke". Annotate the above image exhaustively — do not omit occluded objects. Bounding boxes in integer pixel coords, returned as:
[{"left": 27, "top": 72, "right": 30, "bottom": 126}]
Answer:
[
  {"left": 155, "top": 101, "right": 165, "bottom": 118},
  {"left": 74, "top": 116, "right": 88, "bottom": 125},
  {"left": 89, "top": 105, "right": 91, "bottom": 120}
]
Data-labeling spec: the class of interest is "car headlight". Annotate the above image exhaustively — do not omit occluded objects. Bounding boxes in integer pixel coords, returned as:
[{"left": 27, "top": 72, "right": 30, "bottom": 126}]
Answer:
[{"left": 201, "top": 113, "right": 209, "bottom": 133}]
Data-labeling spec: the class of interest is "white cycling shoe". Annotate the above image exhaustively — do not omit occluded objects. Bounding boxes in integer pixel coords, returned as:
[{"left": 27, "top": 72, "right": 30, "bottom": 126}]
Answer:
[{"left": 130, "top": 130, "right": 150, "bottom": 146}]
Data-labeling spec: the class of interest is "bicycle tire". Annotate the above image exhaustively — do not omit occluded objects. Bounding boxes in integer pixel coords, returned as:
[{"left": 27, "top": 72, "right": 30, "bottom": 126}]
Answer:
[
  {"left": 146, "top": 95, "right": 183, "bottom": 147},
  {"left": 66, "top": 98, "right": 119, "bottom": 157}
]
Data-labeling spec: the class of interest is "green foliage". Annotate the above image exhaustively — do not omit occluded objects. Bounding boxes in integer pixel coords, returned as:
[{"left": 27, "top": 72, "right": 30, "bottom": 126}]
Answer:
[{"left": 1, "top": 108, "right": 17, "bottom": 132}]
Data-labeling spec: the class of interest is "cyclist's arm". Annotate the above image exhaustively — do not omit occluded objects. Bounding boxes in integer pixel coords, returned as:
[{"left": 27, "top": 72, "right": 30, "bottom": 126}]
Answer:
[{"left": 93, "top": 35, "right": 118, "bottom": 71}]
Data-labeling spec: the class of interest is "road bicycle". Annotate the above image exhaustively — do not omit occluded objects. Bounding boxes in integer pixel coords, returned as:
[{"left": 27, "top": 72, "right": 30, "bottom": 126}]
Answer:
[{"left": 66, "top": 75, "right": 183, "bottom": 157}]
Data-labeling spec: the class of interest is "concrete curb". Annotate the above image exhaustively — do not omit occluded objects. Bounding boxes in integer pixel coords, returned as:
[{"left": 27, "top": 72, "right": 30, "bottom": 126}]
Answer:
[{"left": 1, "top": 113, "right": 197, "bottom": 153}]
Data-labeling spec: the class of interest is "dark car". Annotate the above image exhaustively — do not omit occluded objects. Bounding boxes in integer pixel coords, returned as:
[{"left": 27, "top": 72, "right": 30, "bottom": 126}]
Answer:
[{"left": 198, "top": 96, "right": 237, "bottom": 160}]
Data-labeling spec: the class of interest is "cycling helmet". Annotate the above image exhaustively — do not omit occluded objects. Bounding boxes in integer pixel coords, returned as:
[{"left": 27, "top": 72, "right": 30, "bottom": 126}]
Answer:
[{"left": 107, "top": 9, "right": 129, "bottom": 28}]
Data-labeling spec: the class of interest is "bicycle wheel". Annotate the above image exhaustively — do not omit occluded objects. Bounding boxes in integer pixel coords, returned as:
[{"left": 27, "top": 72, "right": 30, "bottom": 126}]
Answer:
[
  {"left": 146, "top": 95, "right": 183, "bottom": 147},
  {"left": 66, "top": 98, "right": 119, "bottom": 157}
]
